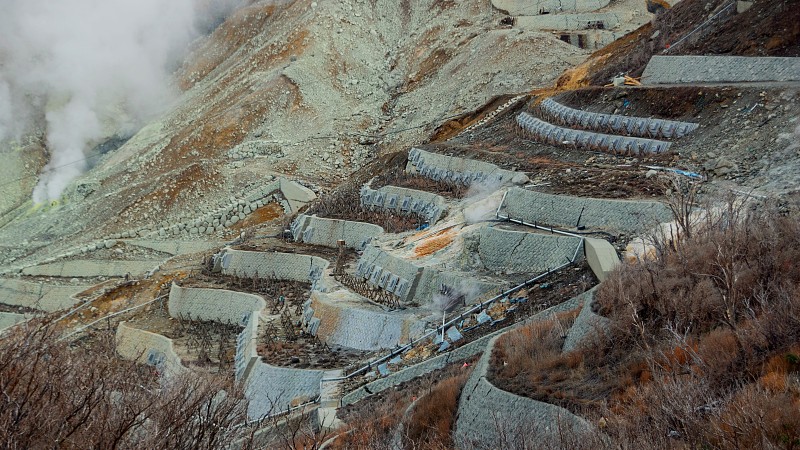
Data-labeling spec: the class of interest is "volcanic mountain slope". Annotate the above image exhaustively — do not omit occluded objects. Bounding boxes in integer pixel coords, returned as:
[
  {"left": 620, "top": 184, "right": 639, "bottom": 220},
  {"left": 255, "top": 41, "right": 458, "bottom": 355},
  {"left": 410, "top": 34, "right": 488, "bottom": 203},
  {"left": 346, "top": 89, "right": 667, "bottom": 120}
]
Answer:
[{"left": 0, "top": 0, "right": 589, "bottom": 267}]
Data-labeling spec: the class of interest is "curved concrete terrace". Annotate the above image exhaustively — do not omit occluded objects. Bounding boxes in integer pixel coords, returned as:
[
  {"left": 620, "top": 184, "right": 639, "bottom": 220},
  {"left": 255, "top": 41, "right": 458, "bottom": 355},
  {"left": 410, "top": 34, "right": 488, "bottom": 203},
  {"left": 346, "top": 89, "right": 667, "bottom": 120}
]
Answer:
[
  {"left": 290, "top": 214, "right": 383, "bottom": 251},
  {"left": 168, "top": 283, "right": 266, "bottom": 325},
  {"left": 116, "top": 322, "right": 186, "bottom": 375},
  {"left": 0, "top": 278, "right": 90, "bottom": 312}
]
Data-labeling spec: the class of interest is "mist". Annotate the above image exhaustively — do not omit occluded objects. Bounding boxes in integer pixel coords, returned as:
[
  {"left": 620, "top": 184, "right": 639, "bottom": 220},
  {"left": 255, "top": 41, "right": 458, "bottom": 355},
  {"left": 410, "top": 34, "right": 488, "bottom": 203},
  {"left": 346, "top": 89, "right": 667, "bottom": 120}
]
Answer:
[{"left": 0, "top": 0, "right": 244, "bottom": 202}]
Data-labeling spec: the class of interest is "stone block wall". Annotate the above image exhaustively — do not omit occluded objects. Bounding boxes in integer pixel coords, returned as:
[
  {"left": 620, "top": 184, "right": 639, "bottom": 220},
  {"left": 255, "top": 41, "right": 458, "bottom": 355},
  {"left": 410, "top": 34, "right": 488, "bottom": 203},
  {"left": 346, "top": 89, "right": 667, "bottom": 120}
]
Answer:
[
  {"left": 218, "top": 249, "right": 329, "bottom": 283},
  {"left": 116, "top": 322, "right": 185, "bottom": 375},
  {"left": 478, "top": 225, "right": 584, "bottom": 273},
  {"left": 21, "top": 260, "right": 159, "bottom": 278},
  {"left": 454, "top": 335, "right": 594, "bottom": 447},
  {"left": 414, "top": 268, "right": 501, "bottom": 306},
  {"left": 0, "top": 312, "right": 28, "bottom": 331},
  {"left": 168, "top": 283, "right": 266, "bottom": 325},
  {"left": 501, "top": 187, "right": 672, "bottom": 234},
  {"left": 360, "top": 184, "right": 447, "bottom": 225},
  {"left": 406, "top": 148, "right": 524, "bottom": 188},
  {"left": 562, "top": 288, "right": 610, "bottom": 352},
  {"left": 0, "top": 279, "right": 88, "bottom": 312},
  {"left": 308, "top": 291, "right": 426, "bottom": 351},
  {"left": 642, "top": 56, "right": 800, "bottom": 85},
  {"left": 354, "top": 245, "right": 424, "bottom": 303},
  {"left": 245, "top": 361, "right": 324, "bottom": 420},
  {"left": 491, "top": 0, "right": 610, "bottom": 15},
  {"left": 291, "top": 215, "right": 384, "bottom": 250}
]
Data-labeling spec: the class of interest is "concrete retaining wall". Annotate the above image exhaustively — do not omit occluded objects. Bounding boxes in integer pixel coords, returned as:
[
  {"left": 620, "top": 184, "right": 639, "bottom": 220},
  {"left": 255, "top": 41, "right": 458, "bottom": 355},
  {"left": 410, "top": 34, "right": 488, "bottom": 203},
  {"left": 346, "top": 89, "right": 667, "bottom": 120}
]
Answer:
[
  {"left": 491, "top": 0, "right": 610, "bottom": 15},
  {"left": 290, "top": 215, "right": 383, "bottom": 250},
  {"left": 406, "top": 148, "right": 525, "bottom": 188},
  {"left": 517, "top": 113, "right": 673, "bottom": 155},
  {"left": 562, "top": 288, "right": 609, "bottom": 352},
  {"left": 308, "top": 291, "right": 426, "bottom": 351},
  {"left": 124, "top": 240, "right": 224, "bottom": 256},
  {"left": 235, "top": 311, "right": 260, "bottom": 381},
  {"left": 217, "top": 249, "right": 329, "bottom": 283},
  {"left": 454, "top": 335, "right": 594, "bottom": 447},
  {"left": 584, "top": 238, "right": 619, "bottom": 282},
  {"left": 415, "top": 268, "right": 501, "bottom": 306},
  {"left": 540, "top": 98, "right": 699, "bottom": 139},
  {"left": 478, "top": 226, "right": 584, "bottom": 273},
  {"left": 0, "top": 279, "right": 89, "bottom": 312},
  {"left": 515, "top": 12, "right": 621, "bottom": 30},
  {"left": 116, "top": 322, "right": 185, "bottom": 375},
  {"left": 168, "top": 283, "right": 266, "bottom": 325},
  {"left": 501, "top": 187, "right": 672, "bottom": 234},
  {"left": 21, "top": 260, "right": 160, "bottom": 278},
  {"left": 354, "top": 245, "right": 424, "bottom": 303},
  {"left": 245, "top": 361, "right": 324, "bottom": 420},
  {"left": 360, "top": 184, "right": 447, "bottom": 225},
  {"left": 0, "top": 312, "right": 29, "bottom": 331},
  {"left": 642, "top": 56, "right": 800, "bottom": 85},
  {"left": 342, "top": 290, "right": 589, "bottom": 406}
]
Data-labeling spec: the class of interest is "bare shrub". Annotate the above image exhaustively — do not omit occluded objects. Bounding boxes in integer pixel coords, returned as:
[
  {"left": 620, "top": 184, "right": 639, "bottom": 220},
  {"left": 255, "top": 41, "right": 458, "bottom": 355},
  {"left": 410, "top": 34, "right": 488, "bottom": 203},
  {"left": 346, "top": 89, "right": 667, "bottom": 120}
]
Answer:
[{"left": 403, "top": 371, "right": 472, "bottom": 449}]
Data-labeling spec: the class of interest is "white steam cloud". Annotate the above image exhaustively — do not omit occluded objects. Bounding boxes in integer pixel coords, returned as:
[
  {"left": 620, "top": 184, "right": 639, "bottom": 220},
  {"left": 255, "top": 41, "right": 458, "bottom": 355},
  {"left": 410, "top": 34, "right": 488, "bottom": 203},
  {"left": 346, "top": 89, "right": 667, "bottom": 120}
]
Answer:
[{"left": 0, "top": 0, "right": 243, "bottom": 202}]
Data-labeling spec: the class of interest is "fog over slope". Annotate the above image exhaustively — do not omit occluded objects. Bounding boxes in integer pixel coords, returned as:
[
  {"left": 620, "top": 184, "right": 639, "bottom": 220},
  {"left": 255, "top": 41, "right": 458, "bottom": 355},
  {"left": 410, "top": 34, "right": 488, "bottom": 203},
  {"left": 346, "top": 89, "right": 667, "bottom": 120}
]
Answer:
[{"left": 0, "top": 0, "right": 243, "bottom": 202}]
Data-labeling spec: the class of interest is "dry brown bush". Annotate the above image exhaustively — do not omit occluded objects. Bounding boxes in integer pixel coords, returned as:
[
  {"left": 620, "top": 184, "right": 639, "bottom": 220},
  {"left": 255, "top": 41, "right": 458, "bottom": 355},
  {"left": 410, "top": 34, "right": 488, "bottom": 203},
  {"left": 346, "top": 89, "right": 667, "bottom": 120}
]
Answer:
[
  {"left": 0, "top": 318, "right": 249, "bottom": 449},
  {"left": 403, "top": 371, "right": 471, "bottom": 449}
]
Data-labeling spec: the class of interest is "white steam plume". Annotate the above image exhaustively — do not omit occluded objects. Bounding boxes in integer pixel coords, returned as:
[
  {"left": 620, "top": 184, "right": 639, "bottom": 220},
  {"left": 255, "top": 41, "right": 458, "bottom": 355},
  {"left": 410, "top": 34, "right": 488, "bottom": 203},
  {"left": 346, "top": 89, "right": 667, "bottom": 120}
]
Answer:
[{"left": 0, "top": 0, "right": 243, "bottom": 202}]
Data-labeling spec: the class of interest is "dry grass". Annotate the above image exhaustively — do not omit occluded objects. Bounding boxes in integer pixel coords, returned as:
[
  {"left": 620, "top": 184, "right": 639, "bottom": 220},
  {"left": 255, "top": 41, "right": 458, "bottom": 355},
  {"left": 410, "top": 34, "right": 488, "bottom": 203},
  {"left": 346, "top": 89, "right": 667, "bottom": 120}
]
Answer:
[{"left": 403, "top": 371, "right": 472, "bottom": 449}]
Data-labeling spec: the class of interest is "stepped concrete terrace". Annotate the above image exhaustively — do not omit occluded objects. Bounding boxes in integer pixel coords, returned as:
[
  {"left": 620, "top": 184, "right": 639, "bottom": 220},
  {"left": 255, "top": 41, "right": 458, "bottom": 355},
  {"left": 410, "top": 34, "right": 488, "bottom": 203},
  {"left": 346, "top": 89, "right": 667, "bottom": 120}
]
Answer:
[
  {"left": 290, "top": 215, "right": 383, "bottom": 251},
  {"left": 0, "top": 278, "right": 92, "bottom": 312},
  {"left": 360, "top": 184, "right": 447, "bottom": 225},
  {"left": 406, "top": 147, "right": 529, "bottom": 188},
  {"left": 642, "top": 56, "right": 800, "bottom": 85}
]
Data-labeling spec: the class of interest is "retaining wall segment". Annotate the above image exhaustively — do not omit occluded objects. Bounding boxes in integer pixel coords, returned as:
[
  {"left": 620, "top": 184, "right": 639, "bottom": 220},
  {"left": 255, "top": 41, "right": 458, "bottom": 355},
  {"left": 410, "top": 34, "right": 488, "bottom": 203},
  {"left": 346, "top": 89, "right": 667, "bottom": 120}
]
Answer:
[
  {"left": 642, "top": 56, "right": 800, "bottom": 85},
  {"left": 21, "top": 260, "right": 160, "bottom": 278},
  {"left": 341, "top": 289, "right": 591, "bottom": 407},
  {"left": 0, "top": 279, "right": 89, "bottom": 312},
  {"left": 515, "top": 11, "right": 621, "bottom": 30},
  {"left": 124, "top": 240, "right": 224, "bottom": 256},
  {"left": 217, "top": 249, "right": 329, "bottom": 283},
  {"left": 414, "top": 268, "right": 501, "bottom": 306},
  {"left": 360, "top": 184, "right": 447, "bottom": 225},
  {"left": 308, "top": 291, "right": 426, "bottom": 351},
  {"left": 0, "top": 312, "right": 29, "bottom": 331},
  {"left": 406, "top": 148, "right": 525, "bottom": 188},
  {"left": 501, "top": 187, "right": 672, "bottom": 234},
  {"left": 116, "top": 322, "right": 185, "bottom": 375},
  {"left": 562, "top": 289, "right": 610, "bottom": 352},
  {"left": 517, "top": 113, "right": 673, "bottom": 155},
  {"left": 168, "top": 283, "right": 266, "bottom": 325},
  {"left": 454, "top": 336, "right": 594, "bottom": 447},
  {"left": 491, "top": 0, "right": 610, "bottom": 16},
  {"left": 584, "top": 238, "right": 619, "bottom": 282},
  {"left": 245, "top": 361, "right": 324, "bottom": 420},
  {"left": 478, "top": 226, "right": 584, "bottom": 273},
  {"left": 355, "top": 245, "right": 423, "bottom": 303},
  {"left": 290, "top": 215, "right": 384, "bottom": 250},
  {"left": 540, "top": 98, "right": 699, "bottom": 139}
]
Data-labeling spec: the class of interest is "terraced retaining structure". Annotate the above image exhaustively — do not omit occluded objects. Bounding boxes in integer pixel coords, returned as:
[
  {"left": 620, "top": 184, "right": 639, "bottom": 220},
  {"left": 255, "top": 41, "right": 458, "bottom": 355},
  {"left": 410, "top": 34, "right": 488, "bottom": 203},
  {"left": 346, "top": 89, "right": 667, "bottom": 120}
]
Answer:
[
  {"left": 454, "top": 334, "right": 595, "bottom": 447},
  {"left": 642, "top": 55, "right": 800, "bottom": 85},
  {"left": 491, "top": 0, "right": 611, "bottom": 15},
  {"left": 406, "top": 148, "right": 527, "bottom": 188},
  {"left": 116, "top": 322, "right": 185, "bottom": 375},
  {"left": 477, "top": 225, "right": 584, "bottom": 273},
  {"left": 290, "top": 215, "right": 383, "bottom": 250},
  {"left": 499, "top": 187, "right": 672, "bottom": 234},
  {"left": 539, "top": 98, "right": 699, "bottom": 139},
  {"left": 213, "top": 249, "right": 329, "bottom": 284},
  {"left": 0, "top": 278, "right": 90, "bottom": 312},
  {"left": 168, "top": 283, "right": 266, "bottom": 325},
  {"left": 360, "top": 184, "right": 446, "bottom": 225},
  {"left": 562, "top": 290, "right": 610, "bottom": 352},
  {"left": 21, "top": 260, "right": 161, "bottom": 278},
  {"left": 517, "top": 112, "right": 672, "bottom": 155},
  {"left": 341, "top": 289, "right": 594, "bottom": 407}
]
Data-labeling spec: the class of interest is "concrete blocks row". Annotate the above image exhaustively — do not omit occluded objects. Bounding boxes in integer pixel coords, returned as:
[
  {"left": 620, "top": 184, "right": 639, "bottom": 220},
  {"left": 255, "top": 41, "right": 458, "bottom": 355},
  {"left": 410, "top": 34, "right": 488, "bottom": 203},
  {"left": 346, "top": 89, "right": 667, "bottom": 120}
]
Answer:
[
  {"left": 355, "top": 245, "right": 422, "bottom": 302},
  {"left": 517, "top": 112, "right": 672, "bottom": 155},
  {"left": 168, "top": 283, "right": 266, "bottom": 326},
  {"left": 290, "top": 215, "right": 384, "bottom": 251},
  {"left": 501, "top": 187, "right": 672, "bottom": 234},
  {"left": 539, "top": 98, "right": 699, "bottom": 139},
  {"left": 452, "top": 95, "right": 526, "bottom": 139},
  {"left": 477, "top": 226, "right": 584, "bottom": 274},
  {"left": 642, "top": 55, "right": 800, "bottom": 85},
  {"left": 407, "top": 148, "right": 525, "bottom": 187},
  {"left": 116, "top": 322, "right": 185, "bottom": 375},
  {"left": 214, "top": 249, "right": 329, "bottom": 285},
  {"left": 360, "top": 185, "right": 446, "bottom": 225}
]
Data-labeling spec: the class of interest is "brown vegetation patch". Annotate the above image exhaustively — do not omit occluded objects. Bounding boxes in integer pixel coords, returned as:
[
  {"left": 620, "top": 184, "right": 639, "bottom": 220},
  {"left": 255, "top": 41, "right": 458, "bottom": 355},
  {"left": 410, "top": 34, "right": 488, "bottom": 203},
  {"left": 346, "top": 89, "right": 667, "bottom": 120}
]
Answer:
[
  {"left": 413, "top": 227, "right": 456, "bottom": 257},
  {"left": 228, "top": 202, "right": 284, "bottom": 231}
]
